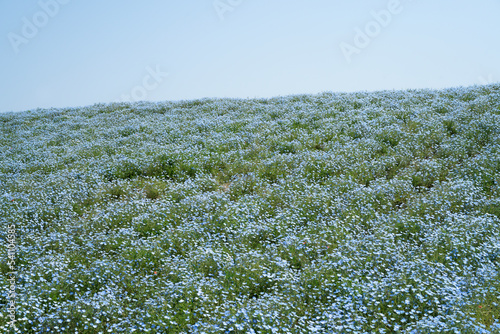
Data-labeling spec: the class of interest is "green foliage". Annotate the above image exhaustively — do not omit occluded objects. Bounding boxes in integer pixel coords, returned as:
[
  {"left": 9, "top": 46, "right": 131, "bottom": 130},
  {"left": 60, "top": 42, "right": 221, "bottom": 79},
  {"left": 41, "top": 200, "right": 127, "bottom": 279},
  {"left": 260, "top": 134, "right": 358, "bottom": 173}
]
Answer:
[
  {"left": 144, "top": 185, "right": 160, "bottom": 200},
  {"left": 106, "top": 184, "right": 126, "bottom": 199},
  {"left": 143, "top": 153, "right": 177, "bottom": 179},
  {"left": 2, "top": 84, "right": 500, "bottom": 333}
]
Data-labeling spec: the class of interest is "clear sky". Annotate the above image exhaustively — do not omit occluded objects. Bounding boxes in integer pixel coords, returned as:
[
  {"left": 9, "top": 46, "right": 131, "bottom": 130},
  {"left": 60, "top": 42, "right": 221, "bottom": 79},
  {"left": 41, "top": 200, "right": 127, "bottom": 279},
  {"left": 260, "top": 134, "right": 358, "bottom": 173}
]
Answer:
[{"left": 1, "top": 0, "right": 499, "bottom": 113}]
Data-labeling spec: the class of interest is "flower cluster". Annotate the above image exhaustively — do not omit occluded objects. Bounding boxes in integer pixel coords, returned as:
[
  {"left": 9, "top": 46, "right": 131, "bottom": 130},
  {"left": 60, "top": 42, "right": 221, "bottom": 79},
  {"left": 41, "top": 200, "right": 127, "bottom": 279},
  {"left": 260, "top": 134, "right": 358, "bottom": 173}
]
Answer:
[{"left": 0, "top": 84, "right": 499, "bottom": 333}]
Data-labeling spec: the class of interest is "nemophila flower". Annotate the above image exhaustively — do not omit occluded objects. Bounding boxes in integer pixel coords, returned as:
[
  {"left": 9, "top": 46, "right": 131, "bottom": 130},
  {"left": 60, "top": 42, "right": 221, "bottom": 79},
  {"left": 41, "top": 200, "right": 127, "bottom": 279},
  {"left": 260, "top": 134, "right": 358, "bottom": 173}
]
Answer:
[{"left": 1, "top": 85, "right": 500, "bottom": 332}]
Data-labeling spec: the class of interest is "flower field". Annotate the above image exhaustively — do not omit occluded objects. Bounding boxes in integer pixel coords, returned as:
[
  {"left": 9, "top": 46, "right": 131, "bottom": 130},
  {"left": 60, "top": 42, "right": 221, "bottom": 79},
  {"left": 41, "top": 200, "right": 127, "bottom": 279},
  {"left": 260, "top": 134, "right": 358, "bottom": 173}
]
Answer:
[{"left": 1, "top": 84, "right": 500, "bottom": 333}]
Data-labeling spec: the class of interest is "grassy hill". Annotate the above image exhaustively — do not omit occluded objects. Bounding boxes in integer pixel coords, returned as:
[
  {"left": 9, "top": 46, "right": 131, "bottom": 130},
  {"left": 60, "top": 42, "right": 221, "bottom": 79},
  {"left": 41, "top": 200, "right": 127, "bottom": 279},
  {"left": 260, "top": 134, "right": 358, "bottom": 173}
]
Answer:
[{"left": 1, "top": 84, "right": 500, "bottom": 333}]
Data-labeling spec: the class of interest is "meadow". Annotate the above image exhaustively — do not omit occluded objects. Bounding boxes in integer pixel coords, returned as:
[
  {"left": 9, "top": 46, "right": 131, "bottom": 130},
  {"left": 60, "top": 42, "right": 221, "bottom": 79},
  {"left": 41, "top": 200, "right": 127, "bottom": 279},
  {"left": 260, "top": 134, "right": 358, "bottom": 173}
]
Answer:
[{"left": 1, "top": 84, "right": 499, "bottom": 333}]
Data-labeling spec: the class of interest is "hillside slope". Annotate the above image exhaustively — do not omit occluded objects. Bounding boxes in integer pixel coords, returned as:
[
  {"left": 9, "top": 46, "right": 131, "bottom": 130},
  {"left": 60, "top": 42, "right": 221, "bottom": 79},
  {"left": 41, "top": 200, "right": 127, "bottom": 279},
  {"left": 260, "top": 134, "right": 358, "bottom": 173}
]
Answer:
[{"left": 1, "top": 84, "right": 500, "bottom": 333}]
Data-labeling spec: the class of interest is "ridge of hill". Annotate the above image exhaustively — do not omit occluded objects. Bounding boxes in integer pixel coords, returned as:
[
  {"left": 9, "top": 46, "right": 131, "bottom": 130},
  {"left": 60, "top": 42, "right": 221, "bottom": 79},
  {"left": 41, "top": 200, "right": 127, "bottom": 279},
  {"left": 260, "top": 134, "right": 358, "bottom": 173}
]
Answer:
[{"left": 1, "top": 84, "right": 500, "bottom": 333}]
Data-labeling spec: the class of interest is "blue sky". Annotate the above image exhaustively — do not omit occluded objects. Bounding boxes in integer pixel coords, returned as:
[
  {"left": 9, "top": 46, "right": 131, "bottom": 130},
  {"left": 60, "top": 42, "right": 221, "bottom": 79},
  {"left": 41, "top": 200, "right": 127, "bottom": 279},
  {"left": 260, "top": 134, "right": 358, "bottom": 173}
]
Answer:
[{"left": 1, "top": 0, "right": 499, "bottom": 112}]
